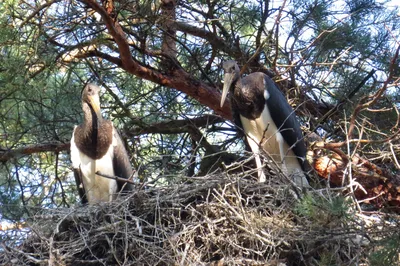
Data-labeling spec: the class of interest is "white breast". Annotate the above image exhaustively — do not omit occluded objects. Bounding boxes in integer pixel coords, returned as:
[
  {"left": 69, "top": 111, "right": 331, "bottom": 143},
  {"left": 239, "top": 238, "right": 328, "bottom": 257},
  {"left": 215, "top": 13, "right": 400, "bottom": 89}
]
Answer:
[
  {"left": 240, "top": 107, "right": 309, "bottom": 187},
  {"left": 71, "top": 127, "right": 118, "bottom": 203},
  {"left": 240, "top": 106, "right": 282, "bottom": 162}
]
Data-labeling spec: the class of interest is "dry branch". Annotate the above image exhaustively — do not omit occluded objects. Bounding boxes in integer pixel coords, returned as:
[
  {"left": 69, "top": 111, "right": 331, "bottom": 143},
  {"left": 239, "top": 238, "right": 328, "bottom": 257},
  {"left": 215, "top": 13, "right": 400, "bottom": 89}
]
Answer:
[
  {"left": 1, "top": 172, "right": 399, "bottom": 265},
  {"left": 348, "top": 46, "right": 400, "bottom": 139}
]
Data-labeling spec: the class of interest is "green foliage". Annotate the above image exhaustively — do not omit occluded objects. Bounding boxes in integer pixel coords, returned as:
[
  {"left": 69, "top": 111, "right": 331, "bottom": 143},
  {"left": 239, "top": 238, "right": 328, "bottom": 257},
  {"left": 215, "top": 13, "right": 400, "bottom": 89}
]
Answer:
[
  {"left": 295, "top": 193, "right": 351, "bottom": 226},
  {"left": 318, "top": 249, "right": 341, "bottom": 266},
  {"left": 0, "top": 169, "right": 23, "bottom": 221},
  {"left": 369, "top": 234, "right": 400, "bottom": 266}
]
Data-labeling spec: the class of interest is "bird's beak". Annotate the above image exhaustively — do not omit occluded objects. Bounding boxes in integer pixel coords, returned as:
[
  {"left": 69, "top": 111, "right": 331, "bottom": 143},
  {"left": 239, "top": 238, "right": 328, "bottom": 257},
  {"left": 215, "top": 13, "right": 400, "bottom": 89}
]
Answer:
[
  {"left": 87, "top": 95, "right": 101, "bottom": 117},
  {"left": 220, "top": 73, "right": 234, "bottom": 107}
]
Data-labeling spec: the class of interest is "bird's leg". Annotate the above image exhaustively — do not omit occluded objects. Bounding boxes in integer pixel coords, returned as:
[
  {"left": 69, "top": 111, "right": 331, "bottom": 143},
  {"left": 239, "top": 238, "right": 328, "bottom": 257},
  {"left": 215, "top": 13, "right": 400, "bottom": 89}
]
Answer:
[
  {"left": 255, "top": 152, "right": 266, "bottom": 182},
  {"left": 254, "top": 152, "right": 266, "bottom": 182},
  {"left": 276, "top": 132, "right": 289, "bottom": 175},
  {"left": 246, "top": 136, "right": 266, "bottom": 182},
  {"left": 109, "top": 182, "right": 116, "bottom": 201},
  {"left": 87, "top": 160, "right": 97, "bottom": 203}
]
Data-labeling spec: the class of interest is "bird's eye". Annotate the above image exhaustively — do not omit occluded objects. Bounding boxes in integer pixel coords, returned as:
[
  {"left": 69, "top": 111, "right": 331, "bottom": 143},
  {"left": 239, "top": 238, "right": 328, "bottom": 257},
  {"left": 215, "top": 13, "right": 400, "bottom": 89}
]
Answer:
[{"left": 231, "top": 66, "right": 235, "bottom": 71}]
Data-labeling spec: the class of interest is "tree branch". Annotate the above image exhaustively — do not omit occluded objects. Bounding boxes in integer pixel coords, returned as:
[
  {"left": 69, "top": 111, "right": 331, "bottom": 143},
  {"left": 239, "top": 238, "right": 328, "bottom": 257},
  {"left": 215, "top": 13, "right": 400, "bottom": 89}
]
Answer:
[
  {"left": 312, "top": 69, "right": 376, "bottom": 131},
  {"left": 160, "top": 0, "right": 177, "bottom": 60},
  {"left": 0, "top": 116, "right": 225, "bottom": 163},
  {"left": 79, "top": 0, "right": 231, "bottom": 119},
  {"left": 125, "top": 115, "right": 224, "bottom": 136},
  {"left": 178, "top": 2, "right": 232, "bottom": 41},
  {"left": 174, "top": 21, "right": 235, "bottom": 55},
  {"left": 20, "top": 0, "right": 60, "bottom": 27},
  {"left": 348, "top": 45, "right": 400, "bottom": 138},
  {"left": 0, "top": 143, "right": 70, "bottom": 163}
]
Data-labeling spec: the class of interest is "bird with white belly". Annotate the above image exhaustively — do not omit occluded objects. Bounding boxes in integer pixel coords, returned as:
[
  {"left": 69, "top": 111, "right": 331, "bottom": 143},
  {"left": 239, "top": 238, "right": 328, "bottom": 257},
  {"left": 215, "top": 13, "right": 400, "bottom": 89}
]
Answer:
[
  {"left": 70, "top": 84, "right": 134, "bottom": 204},
  {"left": 220, "top": 60, "right": 309, "bottom": 187}
]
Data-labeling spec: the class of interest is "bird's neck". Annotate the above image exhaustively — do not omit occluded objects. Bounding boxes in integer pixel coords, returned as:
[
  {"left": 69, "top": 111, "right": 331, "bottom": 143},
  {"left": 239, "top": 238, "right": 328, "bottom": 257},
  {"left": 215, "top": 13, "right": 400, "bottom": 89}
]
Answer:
[
  {"left": 82, "top": 103, "right": 101, "bottom": 145},
  {"left": 231, "top": 77, "right": 240, "bottom": 92},
  {"left": 78, "top": 103, "right": 112, "bottom": 160}
]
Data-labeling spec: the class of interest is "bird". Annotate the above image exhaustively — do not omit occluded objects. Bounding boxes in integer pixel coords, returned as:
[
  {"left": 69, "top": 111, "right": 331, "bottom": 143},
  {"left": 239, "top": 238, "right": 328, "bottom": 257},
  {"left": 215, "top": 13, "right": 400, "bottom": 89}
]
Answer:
[
  {"left": 220, "top": 60, "right": 309, "bottom": 187},
  {"left": 70, "top": 83, "right": 134, "bottom": 204}
]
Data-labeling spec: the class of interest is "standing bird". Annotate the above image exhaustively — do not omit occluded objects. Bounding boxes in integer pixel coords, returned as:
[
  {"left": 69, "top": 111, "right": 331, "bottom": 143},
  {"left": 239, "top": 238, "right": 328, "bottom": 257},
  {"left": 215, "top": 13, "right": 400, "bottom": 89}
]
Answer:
[
  {"left": 70, "top": 84, "right": 134, "bottom": 204},
  {"left": 220, "top": 61, "right": 309, "bottom": 187}
]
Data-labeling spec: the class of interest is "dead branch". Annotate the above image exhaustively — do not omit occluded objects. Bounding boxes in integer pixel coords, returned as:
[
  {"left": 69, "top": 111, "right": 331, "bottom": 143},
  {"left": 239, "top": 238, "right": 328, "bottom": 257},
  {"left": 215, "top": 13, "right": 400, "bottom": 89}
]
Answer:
[
  {"left": 348, "top": 46, "right": 400, "bottom": 139},
  {"left": 3, "top": 173, "right": 397, "bottom": 265},
  {"left": 313, "top": 69, "right": 376, "bottom": 131}
]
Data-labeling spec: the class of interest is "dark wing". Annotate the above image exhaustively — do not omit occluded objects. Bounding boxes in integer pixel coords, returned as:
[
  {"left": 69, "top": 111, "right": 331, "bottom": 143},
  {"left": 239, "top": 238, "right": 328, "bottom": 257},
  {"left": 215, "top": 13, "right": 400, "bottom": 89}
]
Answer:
[
  {"left": 71, "top": 127, "right": 88, "bottom": 204},
  {"left": 73, "top": 168, "right": 88, "bottom": 204},
  {"left": 112, "top": 127, "right": 134, "bottom": 192},
  {"left": 263, "top": 75, "right": 308, "bottom": 170}
]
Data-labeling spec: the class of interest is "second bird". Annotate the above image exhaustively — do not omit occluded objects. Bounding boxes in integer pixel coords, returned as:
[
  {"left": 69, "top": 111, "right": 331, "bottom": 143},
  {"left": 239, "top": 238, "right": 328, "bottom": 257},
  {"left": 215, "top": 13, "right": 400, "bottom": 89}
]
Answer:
[
  {"left": 220, "top": 60, "right": 309, "bottom": 187},
  {"left": 71, "top": 84, "right": 134, "bottom": 204}
]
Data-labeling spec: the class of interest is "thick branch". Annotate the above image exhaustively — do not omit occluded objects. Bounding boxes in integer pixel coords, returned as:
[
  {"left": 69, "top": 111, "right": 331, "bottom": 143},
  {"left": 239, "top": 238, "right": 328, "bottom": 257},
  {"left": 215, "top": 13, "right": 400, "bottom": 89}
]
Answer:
[
  {"left": 79, "top": 0, "right": 136, "bottom": 70},
  {"left": 174, "top": 21, "right": 235, "bottom": 55},
  {"left": 0, "top": 143, "right": 70, "bottom": 163},
  {"left": 256, "top": 0, "right": 269, "bottom": 48},
  {"left": 79, "top": 0, "right": 231, "bottom": 119},
  {"left": 73, "top": 49, "right": 123, "bottom": 66},
  {"left": 160, "top": 0, "right": 177, "bottom": 60}
]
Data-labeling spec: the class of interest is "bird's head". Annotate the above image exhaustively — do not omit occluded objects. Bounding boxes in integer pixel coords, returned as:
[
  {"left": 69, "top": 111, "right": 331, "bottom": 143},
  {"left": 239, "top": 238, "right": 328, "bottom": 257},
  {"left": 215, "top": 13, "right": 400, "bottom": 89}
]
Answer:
[
  {"left": 82, "top": 83, "right": 101, "bottom": 117},
  {"left": 220, "top": 60, "right": 240, "bottom": 107}
]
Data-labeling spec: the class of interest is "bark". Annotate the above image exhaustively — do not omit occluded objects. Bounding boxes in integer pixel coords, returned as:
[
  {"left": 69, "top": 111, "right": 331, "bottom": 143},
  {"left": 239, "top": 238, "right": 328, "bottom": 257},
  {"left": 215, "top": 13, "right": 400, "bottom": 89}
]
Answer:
[
  {"left": 0, "top": 143, "right": 70, "bottom": 163},
  {"left": 79, "top": 0, "right": 231, "bottom": 120},
  {"left": 160, "top": 0, "right": 177, "bottom": 61},
  {"left": 312, "top": 142, "right": 400, "bottom": 211}
]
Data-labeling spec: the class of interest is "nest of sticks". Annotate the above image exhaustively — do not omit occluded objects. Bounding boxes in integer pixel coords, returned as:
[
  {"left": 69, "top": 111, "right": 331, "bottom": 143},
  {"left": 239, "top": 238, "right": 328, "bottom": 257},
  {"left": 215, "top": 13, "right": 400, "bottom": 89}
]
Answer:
[{"left": 1, "top": 169, "right": 399, "bottom": 266}]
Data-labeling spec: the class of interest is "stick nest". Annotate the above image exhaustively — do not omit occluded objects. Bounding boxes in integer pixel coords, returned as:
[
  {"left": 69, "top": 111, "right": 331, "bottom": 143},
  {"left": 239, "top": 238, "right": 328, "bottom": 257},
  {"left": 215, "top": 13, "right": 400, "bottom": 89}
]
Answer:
[{"left": 1, "top": 172, "right": 399, "bottom": 265}]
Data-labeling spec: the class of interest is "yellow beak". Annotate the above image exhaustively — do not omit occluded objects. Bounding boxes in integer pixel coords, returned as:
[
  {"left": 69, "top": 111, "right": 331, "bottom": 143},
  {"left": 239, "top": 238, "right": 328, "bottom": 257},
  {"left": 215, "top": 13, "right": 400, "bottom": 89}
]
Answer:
[{"left": 87, "top": 95, "right": 101, "bottom": 117}]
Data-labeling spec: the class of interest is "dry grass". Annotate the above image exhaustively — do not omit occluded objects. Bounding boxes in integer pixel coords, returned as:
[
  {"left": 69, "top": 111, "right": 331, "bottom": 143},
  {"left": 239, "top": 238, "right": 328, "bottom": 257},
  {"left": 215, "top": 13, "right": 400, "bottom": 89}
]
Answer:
[{"left": 1, "top": 170, "right": 399, "bottom": 265}]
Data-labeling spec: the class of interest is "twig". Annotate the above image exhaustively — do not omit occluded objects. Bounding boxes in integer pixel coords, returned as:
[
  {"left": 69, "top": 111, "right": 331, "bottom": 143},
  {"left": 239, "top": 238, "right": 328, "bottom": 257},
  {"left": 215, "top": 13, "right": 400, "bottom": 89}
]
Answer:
[
  {"left": 389, "top": 141, "right": 400, "bottom": 170},
  {"left": 348, "top": 45, "right": 400, "bottom": 138},
  {"left": 313, "top": 69, "right": 375, "bottom": 131},
  {"left": 96, "top": 171, "right": 138, "bottom": 185}
]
